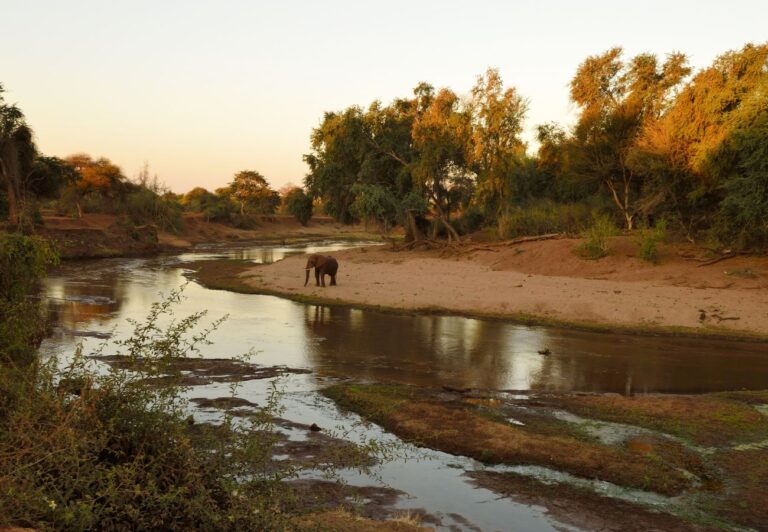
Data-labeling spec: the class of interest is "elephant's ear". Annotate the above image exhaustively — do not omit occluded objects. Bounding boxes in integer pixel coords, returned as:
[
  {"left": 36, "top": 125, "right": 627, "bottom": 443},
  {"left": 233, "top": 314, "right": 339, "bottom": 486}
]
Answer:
[{"left": 316, "top": 255, "right": 326, "bottom": 267}]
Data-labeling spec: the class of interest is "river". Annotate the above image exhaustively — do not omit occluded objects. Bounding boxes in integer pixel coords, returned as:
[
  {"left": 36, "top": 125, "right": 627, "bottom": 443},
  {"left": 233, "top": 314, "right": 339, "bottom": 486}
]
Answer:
[{"left": 39, "top": 240, "right": 768, "bottom": 531}]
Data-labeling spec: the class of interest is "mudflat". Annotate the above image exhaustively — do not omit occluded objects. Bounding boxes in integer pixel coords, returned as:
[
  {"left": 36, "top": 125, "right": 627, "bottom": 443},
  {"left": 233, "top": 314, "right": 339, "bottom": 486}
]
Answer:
[{"left": 238, "top": 236, "right": 768, "bottom": 337}]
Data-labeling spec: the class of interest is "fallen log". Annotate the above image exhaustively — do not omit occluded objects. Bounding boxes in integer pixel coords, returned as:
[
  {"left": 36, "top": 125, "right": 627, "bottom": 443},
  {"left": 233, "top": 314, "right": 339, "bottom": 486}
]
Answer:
[
  {"left": 504, "top": 233, "right": 562, "bottom": 246},
  {"left": 697, "top": 252, "right": 750, "bottom": 267}
]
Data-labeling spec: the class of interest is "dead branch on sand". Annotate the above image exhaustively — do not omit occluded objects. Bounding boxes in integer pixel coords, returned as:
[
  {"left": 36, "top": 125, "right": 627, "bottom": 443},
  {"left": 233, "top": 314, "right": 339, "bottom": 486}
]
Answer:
[
  {"left": 697, "top": 252, "right": 751, "bottom": 267},
  {"left": 390, "top": 233, "right": 564, "bottom": 256}
]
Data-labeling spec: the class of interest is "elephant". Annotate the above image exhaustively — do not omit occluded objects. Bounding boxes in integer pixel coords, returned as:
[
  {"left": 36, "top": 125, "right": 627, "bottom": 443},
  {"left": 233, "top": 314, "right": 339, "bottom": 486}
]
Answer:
[{"left": 304, "top": 254, "right": 338, "bottom": 287}]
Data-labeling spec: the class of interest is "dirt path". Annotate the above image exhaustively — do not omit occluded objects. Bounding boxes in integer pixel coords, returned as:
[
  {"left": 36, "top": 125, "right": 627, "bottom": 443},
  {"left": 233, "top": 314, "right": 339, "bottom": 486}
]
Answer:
[{"left": 239, "top": 238, "right": 768, "bottom": 337}]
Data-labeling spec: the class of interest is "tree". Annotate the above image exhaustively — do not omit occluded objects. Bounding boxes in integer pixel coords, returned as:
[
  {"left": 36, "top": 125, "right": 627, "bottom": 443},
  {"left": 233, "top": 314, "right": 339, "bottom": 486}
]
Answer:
[
  {"left": 349, "top": 183, "right": 397, "bottom": 233},
  {"left": 283, "top": 187, "right": 313, "bottom": 226},
  {"left": 304, "top": 89, "right": 423, "bottom": 225},
  {"left": 0, "top": 83, "right": 35, "bottom": 227},
  {"left": 228, "top": 170, "right": 280, "bottom": 215},
  {"left": 181, "top": 187, "right": 218, "bottom": 212},
  {"left": 27, "top": 156, "right": 79, "bottom": 200},
  {"left": 411, "top": 88, "right": 471, "bottom": 240},
  {"left": 567, "top": 48, "right": 690, "bottom": 229},
  {"left": 468, "top": 68, "right": 528, "bottom": 213},
  {"left": 630, "top": 43, "right": 768, "bottom": 240},
  {"left": 63, "top": 154, "right": 126, "bottom": 217},
  {"left": 304, "top": 108, "right": 369, "bottom": 223},
  {"left": 362, "top": 97, "right": 419, "bottom": 195},
  {"left": 710, "top": 84, "right": 768, "bottom": 248}
]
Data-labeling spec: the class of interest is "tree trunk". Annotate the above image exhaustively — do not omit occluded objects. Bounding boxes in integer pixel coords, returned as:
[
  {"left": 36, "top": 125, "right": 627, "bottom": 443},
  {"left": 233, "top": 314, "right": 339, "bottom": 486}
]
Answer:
[
  {"left": 404, "top": 209, "right": 425, "bottom": 243},
  {"left": 430, "top": 198, "right": 460, "bottom": 241},
  {"left": 0, "top": 153, "right": 21, "bottom": 226},
  {"left": 439, "top": 215, "right": 460, "bottom": 241},
  {"left": 605, "top": 178, "right": 634, "bottom": 230}
]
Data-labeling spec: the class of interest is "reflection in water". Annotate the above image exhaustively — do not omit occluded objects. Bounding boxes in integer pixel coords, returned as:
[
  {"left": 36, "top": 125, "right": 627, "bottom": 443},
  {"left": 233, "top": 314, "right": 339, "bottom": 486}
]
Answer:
[
  {"left": 175, "top": 240, "right": 382, "bottom": 264},
  {"left": 301, "top": 304, "right": 768, "bottom": 394},
  {"left": 41, "top": 241, "right": 768, "bottom": 394}
]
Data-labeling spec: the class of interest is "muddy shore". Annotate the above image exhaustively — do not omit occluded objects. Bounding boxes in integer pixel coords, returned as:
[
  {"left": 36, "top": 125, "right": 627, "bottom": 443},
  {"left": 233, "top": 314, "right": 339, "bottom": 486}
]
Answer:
[
  {"left": 34, "top": 212, "right": 380, "bottom": 259},
  {"left": 188, "top": 237, "right": 768, "bottom": 339},
  {"left": 323, "top": 382, "right": 768, "bottom": 530}
]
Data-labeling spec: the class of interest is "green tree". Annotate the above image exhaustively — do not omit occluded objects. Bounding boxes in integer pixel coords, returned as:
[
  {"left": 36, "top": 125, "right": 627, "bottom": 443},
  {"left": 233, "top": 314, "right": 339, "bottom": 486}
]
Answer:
[
  {"left": 411, "top": 88, "right": 472, "bottom": 240},
  {"left": 181, "top": 187, "right": 218, "bottom": 212},
  {"left": 349, "top": 183, "right": 397, "bottom": 232},
  {"left": 711, "top": 96, "right": 768, "bottom": 248},
  {"left": 304, "top": 108, "right": 369, "bottom": 223},
  {"left": 631, "top": 43, "right": 768, "bottom": 241},
  {"left": 304, "top": 88, "right": 424, "bottom": 225},
  {"left": 0, "top": 83, "right": 36, "bottom": 227},
  {"left": 283, "top": 187, "right": 313, "bottom": 225},
  {"left": 228, "top": 170, "right": 280, "bottom": 215},
  {"left": 468, "top": 68, "right": 528, "bottom": 213},
  {"left": 0, "top": 234, "right": 58, "bottom": 367},
  {"left": 567, "top": 48, "right": 690, "bottom": 229},
  {"left": 27, "top": 156, "right": 79, "bottom": 200}
]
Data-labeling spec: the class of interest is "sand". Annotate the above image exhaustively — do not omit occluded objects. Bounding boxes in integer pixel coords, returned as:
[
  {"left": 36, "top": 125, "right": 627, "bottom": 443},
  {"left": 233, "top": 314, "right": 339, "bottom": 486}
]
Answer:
[{"left": 241, "top": 237, "right": 768, "bottom": 337}]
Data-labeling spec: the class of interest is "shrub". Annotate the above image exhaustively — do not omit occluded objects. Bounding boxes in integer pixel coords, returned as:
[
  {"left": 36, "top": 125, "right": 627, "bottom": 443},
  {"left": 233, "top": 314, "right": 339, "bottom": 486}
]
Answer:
[
  {"left": 714, "top": 173, "right": 768, "bottom": 250},
  {"left": 452, "top": 205, "right": 486, "bottom": 235},
  {"left": 497, "top": 200, "right": 593, "bottom": 239},
  {"left": 575, "top": 214, "right": 619, "bottom": 259},
  {"left": 0, "top": 290, "right": 290, "bottom": 530},
  {"left": 636, "top": 219, "right": 667, "bottom": 263},
  {"left": 709, "top": 105, "right": 768, "bottom": 250},
  {"left": 229, "top": 213, "right": 260, "bottom": 229},
  {"left": 349, "top": 184, "right": 398, "bottom": 232},
  {"left": 1, "top": 286, "right": 390, "bottom": 530},
  {"left": 203, "top": 196, "right": 236, "bottom": 223},
  {"left": 0, "top": 234, "right": 59, "bottom": 367},
  {"left": 181, "top": 187, "right": 218, "bottom": 212},
  {"left": 123, "top": 187, "right": 184, "bottom": 233}
]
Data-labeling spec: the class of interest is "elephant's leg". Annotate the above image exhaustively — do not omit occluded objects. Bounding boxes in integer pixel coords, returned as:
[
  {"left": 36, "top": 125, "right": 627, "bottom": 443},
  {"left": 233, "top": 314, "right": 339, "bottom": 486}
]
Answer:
[
  {"left": 320, "top": 271, "right": 326, "bottom": 287},
  {"left": 315, "top": 269, "right": 320, "bottom": 286},
  {"left": 330, "top": 274, "right": 336, "bottom": 286}
]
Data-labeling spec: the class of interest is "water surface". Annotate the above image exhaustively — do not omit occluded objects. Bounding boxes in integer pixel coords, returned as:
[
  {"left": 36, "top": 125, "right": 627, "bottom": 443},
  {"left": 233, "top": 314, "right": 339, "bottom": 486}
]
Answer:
[{"left": 42, "top": 240, "right": 768, "bottom": 394}]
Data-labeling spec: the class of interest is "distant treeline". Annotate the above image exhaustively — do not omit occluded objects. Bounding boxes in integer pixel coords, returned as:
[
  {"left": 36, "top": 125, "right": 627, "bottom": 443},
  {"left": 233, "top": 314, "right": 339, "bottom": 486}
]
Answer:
[
  {"left": 303, "top": 43, "right": 768, "bottom": 249},
  {"left": 0, "top": 87, "right": 313, "bottom": 231},
  {"left": 2, "top": 43, "right": 766, "bottom": 247}
]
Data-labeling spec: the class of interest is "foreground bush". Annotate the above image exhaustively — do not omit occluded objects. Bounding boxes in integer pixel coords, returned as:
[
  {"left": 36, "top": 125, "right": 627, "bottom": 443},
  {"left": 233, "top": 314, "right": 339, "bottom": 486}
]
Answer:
[
  {"left": 0, "top": 288, "right": 300, "bottom": 530},
  {"left": 0, "top": 234, "right": 58, "bottom": 367},
  {"left": 0, "top": 235, "right": 392, "bottom": 529}
]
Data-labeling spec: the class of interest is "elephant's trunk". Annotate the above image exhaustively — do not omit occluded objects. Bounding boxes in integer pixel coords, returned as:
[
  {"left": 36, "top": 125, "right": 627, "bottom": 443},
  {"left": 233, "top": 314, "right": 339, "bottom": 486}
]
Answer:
[{"left": 304, "top": 268, "right": 311, "bottom": 286}]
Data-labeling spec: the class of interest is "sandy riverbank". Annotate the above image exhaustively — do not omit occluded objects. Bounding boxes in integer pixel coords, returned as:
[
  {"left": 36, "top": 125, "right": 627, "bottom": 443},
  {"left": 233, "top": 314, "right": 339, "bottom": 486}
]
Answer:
[{"left": 229, "top": 236, "right": 768, "bottom": 338}]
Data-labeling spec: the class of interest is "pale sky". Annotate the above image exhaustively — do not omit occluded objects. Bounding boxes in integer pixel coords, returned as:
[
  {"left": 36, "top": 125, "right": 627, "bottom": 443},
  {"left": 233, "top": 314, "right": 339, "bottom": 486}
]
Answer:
[{"left": 3, "top": 0, "right": 766, "bottom": 193}]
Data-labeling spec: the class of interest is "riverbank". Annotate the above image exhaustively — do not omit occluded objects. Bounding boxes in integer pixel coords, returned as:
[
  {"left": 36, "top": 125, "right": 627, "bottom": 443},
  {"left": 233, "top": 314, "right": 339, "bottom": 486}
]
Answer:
[
  {"left": 188, "top": 237, "right": 768, "bottom": 339},
  {"left": 32, "top": 213, "right": 380, "bottom": 259}
]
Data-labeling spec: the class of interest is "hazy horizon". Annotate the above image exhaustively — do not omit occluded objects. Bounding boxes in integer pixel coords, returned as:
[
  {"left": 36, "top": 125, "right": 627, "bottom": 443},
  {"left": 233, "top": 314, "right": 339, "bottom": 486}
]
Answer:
[{"left": 3, "top": 0, "right": 767, "bottom": 193}]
